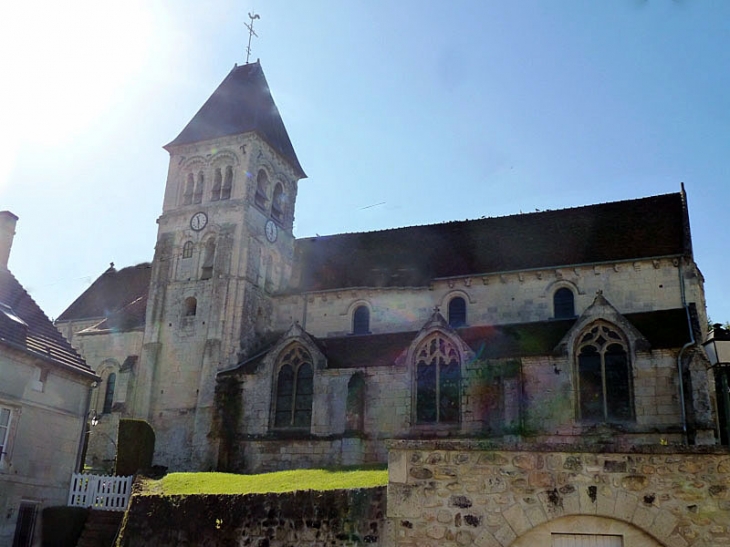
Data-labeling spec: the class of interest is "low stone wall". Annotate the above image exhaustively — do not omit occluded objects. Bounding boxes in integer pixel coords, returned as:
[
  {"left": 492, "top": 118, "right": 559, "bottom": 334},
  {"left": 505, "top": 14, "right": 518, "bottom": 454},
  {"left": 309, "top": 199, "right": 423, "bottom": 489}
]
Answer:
[
  {"left": 117, "top": 487, "right": 387, "bottom": 546},
  {"left": 387, "top": 441, "right": 730, "bottom": 547}
]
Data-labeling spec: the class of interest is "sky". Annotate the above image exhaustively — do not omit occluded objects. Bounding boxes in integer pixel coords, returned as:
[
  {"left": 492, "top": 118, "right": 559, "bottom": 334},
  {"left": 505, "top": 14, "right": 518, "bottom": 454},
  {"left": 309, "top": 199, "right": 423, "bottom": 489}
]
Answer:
[{"left": 0, "top": 0, "right": 728, "bottom": 324}]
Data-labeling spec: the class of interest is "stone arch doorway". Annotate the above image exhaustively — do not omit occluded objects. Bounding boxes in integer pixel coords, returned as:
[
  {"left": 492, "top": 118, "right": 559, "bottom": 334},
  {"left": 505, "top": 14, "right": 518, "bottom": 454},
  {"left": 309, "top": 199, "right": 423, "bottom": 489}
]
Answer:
[{"left": 510, "top": 515, "right": 664, "bottom": 547}]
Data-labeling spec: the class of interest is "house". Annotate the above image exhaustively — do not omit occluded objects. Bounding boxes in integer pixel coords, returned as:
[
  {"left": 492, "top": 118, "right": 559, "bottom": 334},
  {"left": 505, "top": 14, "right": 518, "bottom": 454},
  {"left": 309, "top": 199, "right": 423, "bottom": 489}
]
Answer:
[{"left": 0, "top": 212, "right": 98, "bottom": 547}]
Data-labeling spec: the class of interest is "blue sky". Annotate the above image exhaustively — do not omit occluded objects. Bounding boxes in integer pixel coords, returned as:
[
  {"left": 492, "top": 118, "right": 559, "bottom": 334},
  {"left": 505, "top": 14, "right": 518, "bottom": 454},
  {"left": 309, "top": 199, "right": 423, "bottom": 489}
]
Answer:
[{"left": 0, "top": 1, "right": 728, "bottom": 324}]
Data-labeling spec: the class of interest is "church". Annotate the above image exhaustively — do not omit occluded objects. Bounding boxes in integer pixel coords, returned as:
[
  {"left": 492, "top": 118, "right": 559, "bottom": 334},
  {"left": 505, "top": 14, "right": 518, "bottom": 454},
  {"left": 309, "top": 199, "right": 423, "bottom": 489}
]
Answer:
[{"left": 55, "top": 61, "right": 718, "bottom": 483}]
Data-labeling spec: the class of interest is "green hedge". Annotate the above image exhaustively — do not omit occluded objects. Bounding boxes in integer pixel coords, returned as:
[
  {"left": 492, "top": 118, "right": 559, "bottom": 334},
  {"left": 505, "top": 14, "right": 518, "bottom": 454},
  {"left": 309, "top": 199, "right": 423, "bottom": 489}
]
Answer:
[
  {"left": 41, "top": 506, "right": 88, "bottom": 547},
  {"left": 116, "top": 419, "right": 155, "bottom": 475}
]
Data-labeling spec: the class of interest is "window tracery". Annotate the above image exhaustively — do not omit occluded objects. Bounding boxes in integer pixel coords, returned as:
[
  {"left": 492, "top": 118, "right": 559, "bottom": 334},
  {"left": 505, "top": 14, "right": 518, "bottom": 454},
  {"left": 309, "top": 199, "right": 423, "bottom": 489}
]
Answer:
[
  {"left": 273, "top": 344, "right": 314, "bottom": 429},
  {"left": 415, "top": 333, "right": 461, "bottom": 424},
  {"left": 576, "top": 321, "right": 632, "bottom": 422}
]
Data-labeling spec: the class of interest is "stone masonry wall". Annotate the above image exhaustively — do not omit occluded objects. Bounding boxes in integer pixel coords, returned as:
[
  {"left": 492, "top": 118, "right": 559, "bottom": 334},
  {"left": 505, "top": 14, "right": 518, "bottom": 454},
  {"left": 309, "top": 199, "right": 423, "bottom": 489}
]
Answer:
[
  {"left": 118, "top": 487, "right": 387, "bottom": 547},
  {"left": 387, "top": 441, "right": 730, "bottom": 547}
]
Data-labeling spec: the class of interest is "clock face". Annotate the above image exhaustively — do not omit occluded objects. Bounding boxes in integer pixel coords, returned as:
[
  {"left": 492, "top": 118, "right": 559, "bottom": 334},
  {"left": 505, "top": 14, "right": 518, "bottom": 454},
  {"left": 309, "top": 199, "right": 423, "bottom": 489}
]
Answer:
[
  {"left": 265, "top": 219, "right": 278, "bottom": 243},
  {"left": 190, "top": 212, "right": 208, "bottom": 231}
]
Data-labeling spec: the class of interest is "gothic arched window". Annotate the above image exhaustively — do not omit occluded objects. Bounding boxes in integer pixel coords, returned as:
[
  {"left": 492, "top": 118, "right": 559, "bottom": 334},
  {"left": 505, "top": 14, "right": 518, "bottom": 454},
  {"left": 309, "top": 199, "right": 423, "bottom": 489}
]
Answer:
[
  {"left": 448, "top": 296, "right": 466, "bottom": 328},
  {"left": 222, "top": 166, "right": 233, "bottom": 200},
  {"left": 182, "top": 241, "right": 194, "bottom": 259},
  {"left": 353, "top": 305, "right": 370, "bottom": 335},
  {"left": 576, "top": 321, "right": 633, "bottom": 422},
  {"left": 273, "top": 345, "right": 314, "bottom": 429},
  {"left": 271, "top": 183, "right": 284, "bottom": 223},
  {"left": 415, "top": 333, "right": 461, "bottom": 424},
  {"left": 193, "top": 172, "right": 204, "bottom": 204},
  {"left": 255, "top": 170, "right": 268, "bottom": 209},
  {"left": 554, "top": 287, "right": 575, "bottom": 319},
  {"left": 183, "top": 173, "right": 194, "bottom": 205},
  {"left": 102, "top": 372, "right": 116, "bottom": 414},
  {"left": 211, "top": 168, "right": 222, "bottom": 201}
]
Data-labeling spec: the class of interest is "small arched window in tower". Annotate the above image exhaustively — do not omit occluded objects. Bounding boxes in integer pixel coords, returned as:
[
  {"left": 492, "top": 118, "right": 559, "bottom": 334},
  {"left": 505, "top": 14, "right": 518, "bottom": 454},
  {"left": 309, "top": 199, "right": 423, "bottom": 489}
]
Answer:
[
  {"left": 221, "top": 166, "right": 233, "bottom": 200},
  {"left": 271, "top": 183, "right": 284, "bottom": 223},
  {"left": 184, "top": 297, "right": 197, "bottom": 317},
  {"left": 255, "top": 170, "right": 268, "bottom": 209},
  {"left": 102, "top": 372, "right": 116, "bottom": 414},
  {"left": 200, "top": 238, "right": 216, "bottom": 280},
  {"left": 346, "top": 373, "right": 365, "bottom": 433},
  {"left": 353, "top": 305, "right": 370, "bottom": 335},
  {"left": 193, "top": 172, "right": 204, "bottom": 204},
  {"left": 183, "top": 173, "right": 194, "bottom": 205},
  {"left": 448, "top": 296, "right": 466, "bottom": 328},
  {"left": 273, "top": 344, "right": 314, "bottom": 429},
  {"left": 554, "top": 287, "right": 575, "bottom": 319},
  {"left": 182, "top": 241, "right": 194, "bottom": 259},
  {"left": 211, "top": 168, "right": 222, "bottom": 201}
]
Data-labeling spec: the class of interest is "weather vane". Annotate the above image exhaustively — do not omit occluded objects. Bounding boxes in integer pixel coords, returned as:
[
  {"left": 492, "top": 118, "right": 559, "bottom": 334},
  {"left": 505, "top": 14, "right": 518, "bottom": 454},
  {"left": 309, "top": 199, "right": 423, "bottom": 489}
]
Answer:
[{"left": 245, "top": 12, "right": 260, "bottom": 64}]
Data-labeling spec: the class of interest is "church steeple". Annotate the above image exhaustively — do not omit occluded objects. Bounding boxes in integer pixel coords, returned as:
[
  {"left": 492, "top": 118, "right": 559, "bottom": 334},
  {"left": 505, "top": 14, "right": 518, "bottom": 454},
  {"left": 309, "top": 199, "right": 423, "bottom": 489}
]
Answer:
[{"left": 165, "top": 62, "right": 305, "bottom": 178}]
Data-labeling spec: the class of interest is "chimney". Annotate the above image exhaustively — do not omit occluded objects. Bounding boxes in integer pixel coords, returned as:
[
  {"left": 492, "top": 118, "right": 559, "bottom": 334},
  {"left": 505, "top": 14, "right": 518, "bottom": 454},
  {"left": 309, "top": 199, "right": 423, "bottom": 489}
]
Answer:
[{"left": 0, "top": 211, "right": 19, "bottom": 269}]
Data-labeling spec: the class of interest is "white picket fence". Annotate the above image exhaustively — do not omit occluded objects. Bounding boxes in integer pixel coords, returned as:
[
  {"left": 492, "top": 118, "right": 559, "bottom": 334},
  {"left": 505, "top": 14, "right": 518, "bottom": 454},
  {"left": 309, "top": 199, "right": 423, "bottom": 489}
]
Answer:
[{"left": 67, "top": 473, "right": 133, "bottom": 511}]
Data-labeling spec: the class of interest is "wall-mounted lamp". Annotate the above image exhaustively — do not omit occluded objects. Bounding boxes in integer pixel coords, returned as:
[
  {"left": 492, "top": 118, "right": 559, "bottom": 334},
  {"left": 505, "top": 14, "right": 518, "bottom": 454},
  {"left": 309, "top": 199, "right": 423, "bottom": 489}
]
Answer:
[{"left": 702, "top": 323, "right": 730, "bottom": 445}]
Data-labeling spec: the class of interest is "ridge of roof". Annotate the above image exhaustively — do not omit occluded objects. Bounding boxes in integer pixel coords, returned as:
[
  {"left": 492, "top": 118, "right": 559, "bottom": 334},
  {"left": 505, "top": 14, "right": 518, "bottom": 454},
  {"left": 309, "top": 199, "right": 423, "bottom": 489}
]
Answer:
[
  {"left": 0, "top": 268, "right": 91, "bottom": 375},
  {"left": 165, "top": 61, "right": 305, "bottom": 178},
  {"left": 298, "top": 191, "right": 682, "bottom": 242}
]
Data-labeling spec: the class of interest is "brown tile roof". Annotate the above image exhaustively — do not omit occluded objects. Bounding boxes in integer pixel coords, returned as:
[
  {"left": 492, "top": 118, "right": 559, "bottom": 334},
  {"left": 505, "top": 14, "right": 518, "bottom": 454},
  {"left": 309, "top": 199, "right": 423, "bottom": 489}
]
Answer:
[
  {"left": 166, "top": 61, "right": 306, "bottom": 178},
  {"left": 0, "top": 268, "right": 92, "bottom": 377},
  {"left": 57, "top": 263, "right": 151, "bottom": 323},
  {"left": 290, "top": 192, "right": 688, "bottom": 292}
]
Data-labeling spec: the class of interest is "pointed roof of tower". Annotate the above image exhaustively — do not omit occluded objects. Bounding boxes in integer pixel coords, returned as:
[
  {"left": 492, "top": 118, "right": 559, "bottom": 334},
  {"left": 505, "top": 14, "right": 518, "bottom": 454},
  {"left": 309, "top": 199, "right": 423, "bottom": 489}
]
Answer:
[{"left": 166, "top": 61, "right": 306, "bottom": 178}]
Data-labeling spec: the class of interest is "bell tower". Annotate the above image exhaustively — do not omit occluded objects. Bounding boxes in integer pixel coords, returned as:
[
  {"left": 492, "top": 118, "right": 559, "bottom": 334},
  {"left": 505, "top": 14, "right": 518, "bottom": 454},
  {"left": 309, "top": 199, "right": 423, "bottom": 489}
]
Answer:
[{"left": 137, "top": 61, "right": 306, "bottom": 470}]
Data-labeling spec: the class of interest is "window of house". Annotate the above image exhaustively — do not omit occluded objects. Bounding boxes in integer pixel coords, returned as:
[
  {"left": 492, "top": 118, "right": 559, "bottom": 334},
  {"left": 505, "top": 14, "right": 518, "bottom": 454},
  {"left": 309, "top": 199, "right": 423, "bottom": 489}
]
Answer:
[
  {"left": 576, "top": 321, "right": 632, "bottom": 422},
  {"left": 353, "top": 305, "right": 370, "bottom": 334},
  {"left": 0, "top": 406, "right": 12, "bottom": 462},
  {"left": 102, "top": 373, "right": 116, "bottom": 414},
  {"left": 448, "top": 296, "right": 466, "bottom": 328},
  {"left": 346, "top": 373, "right": 365, "bottom": 432},
  {"left": 193, "top": 172, "right": 204, "bottom": 204},
  {"left": 183, "top": 173, "right": 194, "bottom": 205},
  {"left": 200, "top": 238, "right": 215, "bottom": 280},
  {"left": 415, "top": 333, "right": 461, "bottom": 424},
  {"left": 273, "top": 344, "right": 314, "bottom": 429},
  {"left": 211, "top": 168, "right": 222, "bottom": 201},
  {"left": 554, "top": 287, "right": 575, "bottom": 319},
  {"left": 271, "top": 183, "right": 284, "bottom": 223},
  {"left": 12, "top": 502, "right": 39, "bottom": 547},
  {"left": 182, "top": 241, "right": 194, "bottom": 259},
  {"left": 222, "top": 166, "right": 233, "bottom": 200},
  {"left": 184, "top": 297, "right": 197, "bottom": 317},
  {"left": 255, "top": 170, "right": 268, "bottom": 209}
]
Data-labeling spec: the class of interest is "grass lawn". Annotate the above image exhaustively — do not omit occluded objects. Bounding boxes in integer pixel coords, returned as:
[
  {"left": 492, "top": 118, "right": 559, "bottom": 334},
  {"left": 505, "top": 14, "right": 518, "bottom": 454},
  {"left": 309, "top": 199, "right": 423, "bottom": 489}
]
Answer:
[{"left": 138, "top": 466, "right": 388, "bottom": 496}]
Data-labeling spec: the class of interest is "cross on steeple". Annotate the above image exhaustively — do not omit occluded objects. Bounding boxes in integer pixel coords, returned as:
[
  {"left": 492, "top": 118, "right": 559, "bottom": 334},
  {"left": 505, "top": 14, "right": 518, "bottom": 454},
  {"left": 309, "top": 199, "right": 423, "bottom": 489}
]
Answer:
[{"left": 245, "top": 12, "right": 260, "bottom": 64}]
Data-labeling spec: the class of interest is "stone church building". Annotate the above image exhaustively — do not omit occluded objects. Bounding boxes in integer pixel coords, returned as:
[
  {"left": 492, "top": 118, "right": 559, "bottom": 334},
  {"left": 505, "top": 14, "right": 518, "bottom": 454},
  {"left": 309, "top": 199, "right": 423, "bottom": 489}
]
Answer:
[{"left": 55, "top": 61, "right": 730, "bottom": 544}]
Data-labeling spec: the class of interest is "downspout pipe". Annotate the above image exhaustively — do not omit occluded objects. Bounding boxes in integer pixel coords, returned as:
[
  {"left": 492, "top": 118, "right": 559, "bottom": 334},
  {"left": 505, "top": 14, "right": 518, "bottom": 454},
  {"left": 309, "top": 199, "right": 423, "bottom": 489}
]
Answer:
[{"left": 677, "top": 260, "right": 693, "bottom": 445}]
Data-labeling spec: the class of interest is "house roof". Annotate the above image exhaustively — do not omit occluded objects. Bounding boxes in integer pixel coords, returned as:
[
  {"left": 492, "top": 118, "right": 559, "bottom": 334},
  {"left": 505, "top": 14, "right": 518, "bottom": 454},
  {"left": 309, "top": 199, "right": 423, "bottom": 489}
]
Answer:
[
  {"left": 57, "top": 263, "right": 151, "bottom": 324},
  {"left": 290, "top": 192, "right": 688, "bottom": 292},
  {"left": 0, "top": 268, "right": 93, "bottom": 377},
  {"left": 166, "top": 61, "right": 306, "bottom": 178}
]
